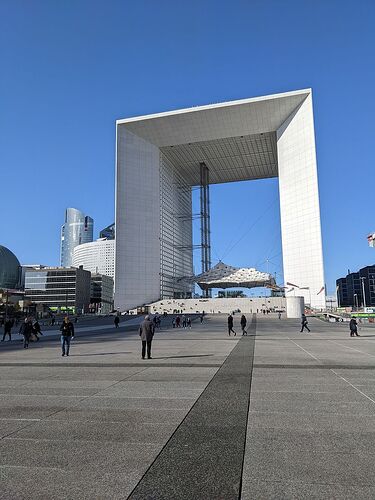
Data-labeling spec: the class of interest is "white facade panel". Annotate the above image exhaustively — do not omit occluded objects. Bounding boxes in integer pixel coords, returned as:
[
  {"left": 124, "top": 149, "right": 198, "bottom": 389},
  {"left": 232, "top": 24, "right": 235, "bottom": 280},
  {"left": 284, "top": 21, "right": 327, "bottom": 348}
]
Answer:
[
  {"left": 277, "top": 94, "right": 325, "bottom": 309},
  {"left": 115, "top": 128, "right": 161, "bottom": 311}
]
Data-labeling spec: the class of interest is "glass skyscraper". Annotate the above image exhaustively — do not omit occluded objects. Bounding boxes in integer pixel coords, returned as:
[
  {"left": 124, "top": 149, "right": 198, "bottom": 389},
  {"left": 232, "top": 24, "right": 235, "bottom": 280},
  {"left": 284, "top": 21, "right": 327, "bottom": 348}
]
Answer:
[
  {"left": 99, "top": 223, "right": 115, "bottom": 240},
  {"left": 60, "top": 208, "right": 94, "bottom": 267}
]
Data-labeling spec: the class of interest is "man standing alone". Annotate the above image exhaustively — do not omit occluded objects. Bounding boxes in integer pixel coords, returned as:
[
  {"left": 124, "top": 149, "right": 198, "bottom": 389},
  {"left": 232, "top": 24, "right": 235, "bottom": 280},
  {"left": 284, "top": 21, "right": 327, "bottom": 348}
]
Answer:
[
  {"left": 60, "top": 316, "right": 75, "bottom": 356},
  {"left": 139, "top": 315, "right": 155, "bottom": 359}
]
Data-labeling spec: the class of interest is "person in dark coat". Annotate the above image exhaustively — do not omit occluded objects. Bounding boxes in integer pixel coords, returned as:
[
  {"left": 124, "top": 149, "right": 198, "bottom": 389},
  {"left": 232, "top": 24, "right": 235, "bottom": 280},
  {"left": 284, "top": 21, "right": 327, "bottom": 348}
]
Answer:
[
  {"left": 33, "top": 320, "right": 43, "bottom": 341},
  {"left": 240, "top": 314, "right": 247, "bottom": 335},
  {"left": 1, "top": 319, "right": 13, "bottom": 342},
  {"left": 300, "top": 314, "right": 310, "bottom": 333},
  {"left": 60, "top": 316, "right": 75, "bottom": 356},
  {"left": 19, "top": 318, "right": 33, "bottom": 348},
  {"left": 227, "top": 314, "right": 236, "bottom": 336},
  {"left": 114, "top": 316, "right": 120, "bottom": 328},
  {"left": 139, "top": 315, "right": 155, "bottom": 359},
  {"left": 349, "top": 317, "right": 359, "bottom": 337}
]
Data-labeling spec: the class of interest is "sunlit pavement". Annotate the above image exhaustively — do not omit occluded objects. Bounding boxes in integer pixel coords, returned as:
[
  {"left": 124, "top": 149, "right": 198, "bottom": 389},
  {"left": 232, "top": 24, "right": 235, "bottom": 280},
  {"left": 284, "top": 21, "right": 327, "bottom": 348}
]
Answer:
[{"left": 1, "top": 314, "right": 375, "bottom": 499}]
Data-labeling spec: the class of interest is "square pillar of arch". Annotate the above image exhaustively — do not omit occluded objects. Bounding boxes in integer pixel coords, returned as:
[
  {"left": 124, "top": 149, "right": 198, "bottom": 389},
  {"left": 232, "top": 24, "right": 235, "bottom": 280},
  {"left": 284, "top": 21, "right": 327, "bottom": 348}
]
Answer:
[{"left": 115, "top": 89, "right": 326, "bottom": 311}]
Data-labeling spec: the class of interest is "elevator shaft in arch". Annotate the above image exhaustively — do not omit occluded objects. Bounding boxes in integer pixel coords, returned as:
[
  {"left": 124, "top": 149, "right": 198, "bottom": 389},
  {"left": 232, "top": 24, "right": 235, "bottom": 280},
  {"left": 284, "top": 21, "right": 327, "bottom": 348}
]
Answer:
[{"left": 200, "top": 162, "right": 211, "bottom": 297}]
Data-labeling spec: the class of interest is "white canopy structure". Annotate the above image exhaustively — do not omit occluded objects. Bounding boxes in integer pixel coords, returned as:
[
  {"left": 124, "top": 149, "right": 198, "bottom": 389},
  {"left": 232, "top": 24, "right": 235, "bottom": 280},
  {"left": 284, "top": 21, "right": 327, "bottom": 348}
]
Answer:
[{"left": 191, "top": 262, "right": 276, "bottom": 291}]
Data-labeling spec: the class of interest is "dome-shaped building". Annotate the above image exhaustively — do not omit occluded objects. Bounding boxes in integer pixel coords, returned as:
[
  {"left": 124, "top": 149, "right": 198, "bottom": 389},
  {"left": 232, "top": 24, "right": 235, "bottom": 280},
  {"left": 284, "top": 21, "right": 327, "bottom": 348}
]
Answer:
[{"left": 0, "top": 245, "right": 21, "bottom": 289}]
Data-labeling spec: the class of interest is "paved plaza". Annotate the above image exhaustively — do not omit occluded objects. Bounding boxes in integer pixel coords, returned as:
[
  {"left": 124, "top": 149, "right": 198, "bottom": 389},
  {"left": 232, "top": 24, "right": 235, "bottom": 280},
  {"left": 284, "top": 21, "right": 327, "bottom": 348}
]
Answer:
[{"left": 1, "top": 314, "right": 375, "bottom": 499}]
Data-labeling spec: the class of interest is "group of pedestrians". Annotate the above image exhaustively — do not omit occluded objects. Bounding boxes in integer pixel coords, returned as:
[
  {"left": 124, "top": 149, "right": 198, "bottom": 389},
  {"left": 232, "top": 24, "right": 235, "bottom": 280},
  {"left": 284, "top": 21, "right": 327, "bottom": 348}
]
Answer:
[
  {"left": 300, "top": 314, "right": 361, "bottom": 337},
  {"left": 1, "top": 315, "right": 75, "bottom": 355},
  {"left": 172, "top": 315, "right": 191, "bottom": 329},
  {"left": 227, "top": 314, "right": 249, "bottom": 336},
  {"left": 1, "top": 318, "right": 43, "bottom": 346}
]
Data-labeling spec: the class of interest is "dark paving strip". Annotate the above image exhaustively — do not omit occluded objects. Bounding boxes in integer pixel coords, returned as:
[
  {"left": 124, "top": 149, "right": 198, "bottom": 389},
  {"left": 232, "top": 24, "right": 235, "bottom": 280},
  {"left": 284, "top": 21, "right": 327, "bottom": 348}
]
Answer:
[
  {"left": 0, "top": 362, "right": 222, "bottom": 368},
  {"left": 253, "top": 364, "right": 375, "bottom": 370},
  {"left": 127, "top": 315, "right": 257, "bottom": 500}
]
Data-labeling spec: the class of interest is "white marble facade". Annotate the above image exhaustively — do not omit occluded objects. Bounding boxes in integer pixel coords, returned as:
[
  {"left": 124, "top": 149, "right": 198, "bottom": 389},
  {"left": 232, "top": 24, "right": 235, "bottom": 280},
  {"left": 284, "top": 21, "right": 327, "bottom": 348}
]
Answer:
[{"left": 115, "top": 89, "right": 326, "bottom": 311}]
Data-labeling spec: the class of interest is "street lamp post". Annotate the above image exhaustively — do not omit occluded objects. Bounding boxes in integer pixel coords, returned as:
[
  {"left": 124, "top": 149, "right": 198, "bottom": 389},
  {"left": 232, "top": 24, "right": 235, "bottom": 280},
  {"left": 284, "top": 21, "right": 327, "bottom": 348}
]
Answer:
[
  {"left": 360, "top": 277, "right": 366, "bottom": 309},
  {"left": 354, "top": 293, "right": 358, "bottom": 310}
]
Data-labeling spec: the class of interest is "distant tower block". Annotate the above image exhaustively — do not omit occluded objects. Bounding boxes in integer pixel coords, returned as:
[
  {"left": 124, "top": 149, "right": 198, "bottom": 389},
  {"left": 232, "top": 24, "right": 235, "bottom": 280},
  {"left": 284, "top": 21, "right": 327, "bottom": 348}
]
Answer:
[
  {"left": 60, "top": 208, "right": 93, "bottom": 267},
  {"left": 115, "top": 89, "right": 325, "bottom": 311}
]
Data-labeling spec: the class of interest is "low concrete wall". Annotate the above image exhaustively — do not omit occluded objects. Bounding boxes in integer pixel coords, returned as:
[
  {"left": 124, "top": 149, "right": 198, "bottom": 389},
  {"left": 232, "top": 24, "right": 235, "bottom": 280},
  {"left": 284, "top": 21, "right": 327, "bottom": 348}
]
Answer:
[{"left": 148, "top": 297, "right": 286, "bottom": 315}]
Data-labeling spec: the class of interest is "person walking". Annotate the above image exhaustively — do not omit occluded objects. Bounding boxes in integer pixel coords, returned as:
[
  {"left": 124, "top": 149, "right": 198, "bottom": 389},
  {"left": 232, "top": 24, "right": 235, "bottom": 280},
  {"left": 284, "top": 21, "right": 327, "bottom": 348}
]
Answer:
[
  {"left": 60, "top": 316, "right": 75, "bottom": 356},
  {"left": 187, "top": 317, "right": 192, "bottom": 329},
  {"left": 240, "top": 314, "right": 247, "bottom": 335},
  {"left": 19, "top": 318, "right": 33, "bottom": 348},
  {"left": 182, "top": 315, "right": 187, "bottom": 329},
  {"left": 227, "top": 314, "right": 236, "bottom": 336},
  {"left": 1, "top": 319, "right": 12, "bottom": 342},
  {"left": 139, "top": 315, "right": 155, "bottom": 359},
  {"left": 153, "top": 313, "right": 161, "bottom": 329},
  {"left": 300, "top": 314, "right": 310, "bottom": 333},
  {"left": 349, "top": 317, "right": 360, "bottom": 337},
  {"left": 114, "top": 316, "right": 120, "bottom": 328},
  {"left": 278, "top": 311, "right": 282, "bottom": 320},
  {"left": 33, "top": 320, "right": 43, "bottom": 341},
  {"left": 2, "top": 319, "right": 11, "bottom": 341},
  {"left": 175, "top": 315, "right": 181, "bottom": 328}
]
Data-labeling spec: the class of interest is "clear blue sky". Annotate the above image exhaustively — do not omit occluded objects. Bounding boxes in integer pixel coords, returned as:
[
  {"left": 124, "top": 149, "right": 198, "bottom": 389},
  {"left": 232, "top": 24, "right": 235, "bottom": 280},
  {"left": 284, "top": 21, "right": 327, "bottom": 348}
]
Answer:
[{"left": 1, "top": 0, "right": 375, "bottom": 294}]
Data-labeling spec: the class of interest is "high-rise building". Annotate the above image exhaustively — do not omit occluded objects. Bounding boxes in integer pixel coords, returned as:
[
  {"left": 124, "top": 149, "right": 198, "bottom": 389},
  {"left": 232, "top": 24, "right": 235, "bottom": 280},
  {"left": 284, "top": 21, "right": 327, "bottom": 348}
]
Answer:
[
  {"left": 90, "top": 274, "right": 114, "bottom": 315},
  {"left": 336, "top": 265, "right": 375, "bottom": 308},
  {"left": 60, "top": 208, "right": 93, "bottom": 267},
  {"left": 24, "top": 265, "right": 91, "bottom": 314},
  {"left": 99, "top": 223, "right": 115, "bottom": 240},
  {"left": 72, "top": 238, "right": 115, "bottom": 278}
]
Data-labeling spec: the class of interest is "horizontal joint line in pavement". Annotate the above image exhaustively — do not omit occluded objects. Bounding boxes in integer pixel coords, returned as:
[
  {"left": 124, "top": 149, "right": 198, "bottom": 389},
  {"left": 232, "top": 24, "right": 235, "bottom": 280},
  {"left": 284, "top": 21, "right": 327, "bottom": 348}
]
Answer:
[
  {"left": 0, "top": 363, "right": 222, "bottom": 368},
  {"left": 253, "top": 364, "right": 375, "bottom": 370}
]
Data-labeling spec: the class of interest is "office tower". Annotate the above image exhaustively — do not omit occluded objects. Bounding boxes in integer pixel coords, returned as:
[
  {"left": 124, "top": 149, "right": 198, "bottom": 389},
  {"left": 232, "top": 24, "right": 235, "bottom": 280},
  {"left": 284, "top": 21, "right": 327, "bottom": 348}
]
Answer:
[
  {"left": 73, "top": 238, "right": 115, "bottom": 278},
  {"left": 60, "top": 208, "right": 93, "bottom": 267},
  {"left": 99, "top": 223, "right": 115, "bottom": 240}
]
